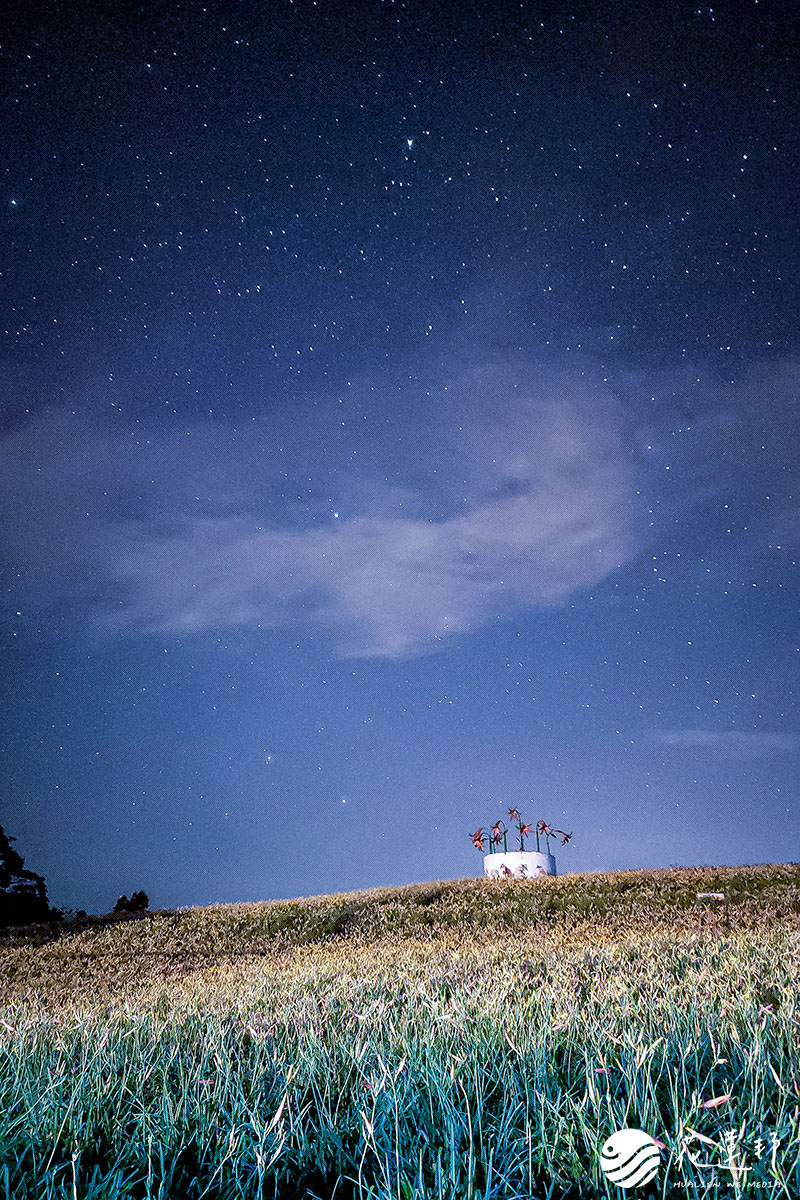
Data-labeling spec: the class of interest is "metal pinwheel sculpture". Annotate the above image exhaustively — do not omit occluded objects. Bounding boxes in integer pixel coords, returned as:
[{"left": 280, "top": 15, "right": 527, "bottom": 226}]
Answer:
[{"left": 469, "top": 808, "right": 572, "bottom": 856}]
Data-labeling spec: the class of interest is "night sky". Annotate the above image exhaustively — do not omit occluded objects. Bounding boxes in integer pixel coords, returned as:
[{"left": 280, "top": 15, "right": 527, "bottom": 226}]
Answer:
[{"left": 2, "top": 1, "right": 798, "bottom": 914}]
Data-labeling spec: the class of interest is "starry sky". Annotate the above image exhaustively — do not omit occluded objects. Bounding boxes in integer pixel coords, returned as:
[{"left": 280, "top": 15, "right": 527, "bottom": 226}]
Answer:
[{"left": 2, "top": 0, "right": 798, "bottom": 914}]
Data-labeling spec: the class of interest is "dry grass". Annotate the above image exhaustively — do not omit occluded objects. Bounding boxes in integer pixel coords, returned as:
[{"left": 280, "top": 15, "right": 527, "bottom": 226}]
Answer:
[{"left": 1, "top": 864, "right": 798, "bottom": 1197}]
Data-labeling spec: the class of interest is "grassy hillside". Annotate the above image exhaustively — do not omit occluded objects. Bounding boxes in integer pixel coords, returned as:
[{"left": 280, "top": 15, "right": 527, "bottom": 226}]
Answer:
[{"left": 1, "top": 864, "right": 799, "bottom": 1197}]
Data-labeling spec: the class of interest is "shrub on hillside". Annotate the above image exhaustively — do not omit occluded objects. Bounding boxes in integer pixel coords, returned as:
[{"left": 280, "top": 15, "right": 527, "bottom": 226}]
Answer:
[{"left": 112, "top": 891, "right": 150, "bottom": 914}]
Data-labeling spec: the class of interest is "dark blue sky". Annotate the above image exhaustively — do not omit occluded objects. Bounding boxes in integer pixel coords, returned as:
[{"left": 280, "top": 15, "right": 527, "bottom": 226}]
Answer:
[{"left": 2, "top": 0, "right": 798, "bottom": 913}]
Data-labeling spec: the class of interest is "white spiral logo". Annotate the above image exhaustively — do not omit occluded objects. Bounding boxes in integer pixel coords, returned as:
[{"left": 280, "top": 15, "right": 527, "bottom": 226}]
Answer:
[{"left": 599, "top": 1127, "right": 661, "bottom": 1188}]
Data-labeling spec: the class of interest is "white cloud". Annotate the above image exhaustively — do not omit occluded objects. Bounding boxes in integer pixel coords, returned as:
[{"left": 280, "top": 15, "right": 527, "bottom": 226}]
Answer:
[
  {"left": 1, "top": 364, "right": 637, "bottom": 657},
  {"left": 653, "top": 730, "right": 800, "bottom": 755}
]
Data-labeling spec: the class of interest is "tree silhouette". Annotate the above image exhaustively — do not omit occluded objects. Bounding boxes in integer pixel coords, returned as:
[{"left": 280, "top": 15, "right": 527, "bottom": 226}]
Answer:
[
  {"left": 0, "top": 824, "right": 54, "bottom": 927},
  {"left": 113, "top": 890, "right": 149, "bottom": 915}
]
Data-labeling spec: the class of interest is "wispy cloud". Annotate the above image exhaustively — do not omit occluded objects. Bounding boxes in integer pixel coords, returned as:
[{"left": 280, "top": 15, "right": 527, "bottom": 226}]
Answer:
[
  {"left": 653, "top": 730, "right": 800, "bottom": 755},
  {"left": 1, "top": 363, "right": 636, "bottom": 657}
]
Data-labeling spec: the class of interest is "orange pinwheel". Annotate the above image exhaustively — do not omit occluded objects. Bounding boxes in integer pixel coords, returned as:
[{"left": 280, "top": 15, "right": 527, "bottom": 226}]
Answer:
[{"left": 469, "top": 829, "right": 486, "bottom": 850}]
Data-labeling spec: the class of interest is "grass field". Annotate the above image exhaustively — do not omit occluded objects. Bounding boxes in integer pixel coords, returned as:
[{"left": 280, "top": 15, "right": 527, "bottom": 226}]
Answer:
[{"left": 0, "top": 864, "right": 798, "bottom": 1198}]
